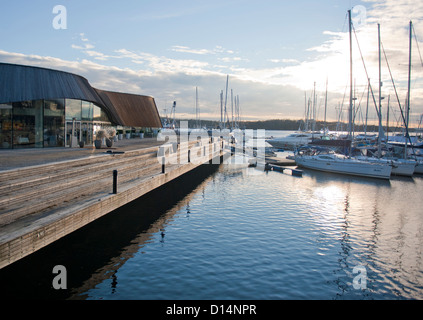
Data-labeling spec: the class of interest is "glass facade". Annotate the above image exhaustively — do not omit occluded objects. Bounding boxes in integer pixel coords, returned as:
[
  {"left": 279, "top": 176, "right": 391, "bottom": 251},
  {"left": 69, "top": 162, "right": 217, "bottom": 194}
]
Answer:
[
  {"left": 44, "top": 99, "right": 65, "bottom": 147},
  {"left": 0, "top": 99, "right": 111, "bottom": 149},
  {"left": 12, "top": 100, "right": 43, "bottom": 149},
  {"left": 0, "top": 103, "right": 12, "bottom": 149},
  {"left": 65, "top": 99, "right": 82, "bottom": 121}
]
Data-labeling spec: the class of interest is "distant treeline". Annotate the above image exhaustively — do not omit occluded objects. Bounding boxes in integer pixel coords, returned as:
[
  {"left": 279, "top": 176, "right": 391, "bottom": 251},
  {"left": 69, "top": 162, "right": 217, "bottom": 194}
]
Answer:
[{"left": 176, "top": 118, "right": 415, "bottom": 132}]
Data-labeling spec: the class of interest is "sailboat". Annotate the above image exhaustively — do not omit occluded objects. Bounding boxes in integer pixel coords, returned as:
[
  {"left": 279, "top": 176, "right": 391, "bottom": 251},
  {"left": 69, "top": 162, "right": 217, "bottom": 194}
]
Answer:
[
  {"left": 267, "top": 84, "right": 322, "bottom": 150},
  {"left": 295, "top": 146, "right": 392, "bottom": 179},
  {"left": 354, "top": 23, "right": 416, "bottom": 177},
  {"left": 294, "top": 10, "right": 392, "bottom": 179},
  {"left": 355, "top": 154, "right": 415, "bottom": 176}
]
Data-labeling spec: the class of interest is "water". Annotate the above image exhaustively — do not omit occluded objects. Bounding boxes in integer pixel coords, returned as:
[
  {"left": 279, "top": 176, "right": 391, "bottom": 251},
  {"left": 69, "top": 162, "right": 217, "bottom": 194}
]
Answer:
[{"left": 1, "top": 131, "right": 423, "bottom": 300}]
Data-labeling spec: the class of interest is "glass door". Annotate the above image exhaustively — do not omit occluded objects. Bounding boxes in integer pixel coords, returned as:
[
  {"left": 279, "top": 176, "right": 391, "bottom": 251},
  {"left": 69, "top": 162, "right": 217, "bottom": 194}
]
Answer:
[
  {"left": 65, "top": 120, "right": 81, "bottom": 147},
  {"left": 81, "top": 122, "right": 93, "bottom": 146}
]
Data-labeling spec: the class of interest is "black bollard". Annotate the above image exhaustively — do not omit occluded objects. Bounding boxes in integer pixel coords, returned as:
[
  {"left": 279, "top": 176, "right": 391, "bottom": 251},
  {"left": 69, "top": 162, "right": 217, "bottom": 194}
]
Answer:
[
  {"left": 113, "top": 170, "right": 118, "bottom": 194},
  {"left": 162, "top": 156, "right": 165, "bottom": 174}
]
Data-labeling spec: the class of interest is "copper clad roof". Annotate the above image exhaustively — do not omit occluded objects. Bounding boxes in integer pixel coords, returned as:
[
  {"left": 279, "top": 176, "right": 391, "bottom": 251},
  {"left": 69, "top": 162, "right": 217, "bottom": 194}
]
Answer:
[
  {"left": 95, "top": 89, "right": 162, "bottom": 128},
  {"left": 0, "top": 63, "right": 161, "bottom": 127}
]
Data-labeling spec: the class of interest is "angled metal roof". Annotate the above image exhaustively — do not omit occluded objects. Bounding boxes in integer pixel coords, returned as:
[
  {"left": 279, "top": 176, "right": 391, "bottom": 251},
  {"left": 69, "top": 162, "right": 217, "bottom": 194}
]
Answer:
[
  {"left": 95, "top": 89, "right": 162, "bottom": 128},
  {"left": 0, "top": 63, "right": 161, "bottom": 127}
]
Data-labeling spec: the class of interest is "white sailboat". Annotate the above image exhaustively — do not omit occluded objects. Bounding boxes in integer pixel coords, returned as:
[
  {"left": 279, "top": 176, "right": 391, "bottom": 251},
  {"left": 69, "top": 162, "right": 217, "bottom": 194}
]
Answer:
[
  {"left": 353, "top": 23, "right": 416, "bottom": 177},
  {"left": 414, "top": 159, "right": 423, "bottom": 174},
  {"left": 266, "top": 132, "right": 316, "bottom": 150},
  {"left": 355, "top": 155, "right": 415, "bottom": 176},
  {"left": 294, "top": 10, "right": 393, "bottom": 180},
  {"left": 295, "top": 147, "right": 392, "bottom": 179}
]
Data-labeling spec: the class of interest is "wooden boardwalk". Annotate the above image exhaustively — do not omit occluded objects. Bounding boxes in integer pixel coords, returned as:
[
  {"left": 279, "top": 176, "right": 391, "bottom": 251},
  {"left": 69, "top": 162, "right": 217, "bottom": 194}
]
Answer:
[{"left": 0, "top": 138, "right": 226, "bottom": 269}]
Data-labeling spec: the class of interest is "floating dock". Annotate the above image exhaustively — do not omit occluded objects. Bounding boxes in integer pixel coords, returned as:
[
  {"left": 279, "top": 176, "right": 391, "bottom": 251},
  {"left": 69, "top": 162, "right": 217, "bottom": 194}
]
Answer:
[
  {"left": 265, "top": 163, "right": 303, "bottom": 177},
  {"left": 0, "top": 138, "right": 228, "bottom": 269},
  {"left": 265, "top": 155, "right": 296, "bottom": 166}
]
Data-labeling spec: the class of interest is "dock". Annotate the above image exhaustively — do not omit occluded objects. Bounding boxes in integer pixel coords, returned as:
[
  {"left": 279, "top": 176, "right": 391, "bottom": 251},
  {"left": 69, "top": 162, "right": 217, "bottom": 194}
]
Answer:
[
  {"left": 264, "top": 154, "right": 302, "bottom": 176},
  {"left": 265, "top": 163, "right": 303, "bottom": 177},
  {"left": 0, "top": 137, "right": 228, "bottom": 269},
  {"left": 265, "top": 155, "right": 296, "bottom": 166}
]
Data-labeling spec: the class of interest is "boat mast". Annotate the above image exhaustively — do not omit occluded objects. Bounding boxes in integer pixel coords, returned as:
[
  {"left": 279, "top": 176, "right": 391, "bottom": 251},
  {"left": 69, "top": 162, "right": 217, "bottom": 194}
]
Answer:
[
  {"left": 405, "top": 20, "right": 412, "bottom": 158},
  {"left": 236, "top": 95, "right": 240, "bottom": 128},
  {"left": 386, "top": 95, "right": 390, "bottom": 140},
  {"left": 312, "top": 81, "right": 316, "bottom": 133},
  {"left": 224, "top": 75, "right": 229, "bottom": 128},
  {"left": 220, "top": 90, "right": 223, "bottom": 129},
  {"left": 324, "top": 78, "right": 328, "bottom": 130},
  {"left": 365, "top": 78, "right": 370, "bottom": 136},
  {"left": 231, "top": 89, "right": 234, "bottom": 129},
  {"left": 195, "top": 87, "right": 200, "bottom": 129},
  {"left": 302, "top": 91, "right": 307, "bottom": 131},
  {"left": 348, "top": 9, "right": 353, "bottom": 140},
  {"left": 378, "top": 23, "right": 383, "bottom": 158}
]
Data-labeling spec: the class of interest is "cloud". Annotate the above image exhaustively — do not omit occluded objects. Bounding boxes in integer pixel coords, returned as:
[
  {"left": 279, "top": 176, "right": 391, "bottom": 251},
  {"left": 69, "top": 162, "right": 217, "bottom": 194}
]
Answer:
[
  {"left": 0, "top": 48, "right": 311, "bottom": 122},
  {"left": 2, "top": 0, "right": 423, "bottom": 124},
  {"left": 71, "top": 33, "right": 113, "bottom": 61},
  {"left": 171, "top": 46, "right": 214, "bottom": 55},
  {"left": 251, "top": 0, "right": 423, "bottom": 123},
  {"left": 80, "top": 33, "right": 89, "bottom": 42},
  {"left": 85, "top": 50, "right": 110, "bottom": 61},
  {"left": 170, "top": 45, "right": 237, "bottom": 58},
  {"left": 269, "top": 59, "right": 300, "bottom": 64},
  {"left": 71, "top": 44, "right": 95, "bottom": 50}
]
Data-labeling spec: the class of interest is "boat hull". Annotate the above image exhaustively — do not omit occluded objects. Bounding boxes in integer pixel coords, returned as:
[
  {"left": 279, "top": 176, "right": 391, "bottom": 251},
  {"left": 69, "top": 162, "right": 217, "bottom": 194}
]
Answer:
[
  {"left": 415, "top": 162, "right": 423, "bottom": 174},
  {"left": 295, "top": 155, "right": 392, "bottom": 179},
  {"left": 390, "top": 162, "right": 416, "bottom": 176},
  {"left": 356, "top": 157, "right": 416, "bottom": 177},
  {"left": 266, "top": 133, "right": 315, "bottom": 150}
]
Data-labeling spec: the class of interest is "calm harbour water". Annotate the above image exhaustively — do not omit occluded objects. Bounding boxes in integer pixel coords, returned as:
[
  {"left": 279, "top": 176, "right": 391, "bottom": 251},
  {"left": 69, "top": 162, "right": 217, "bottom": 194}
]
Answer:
[{"left": 1, "top": 131, "right": 423, "bottom": 300}]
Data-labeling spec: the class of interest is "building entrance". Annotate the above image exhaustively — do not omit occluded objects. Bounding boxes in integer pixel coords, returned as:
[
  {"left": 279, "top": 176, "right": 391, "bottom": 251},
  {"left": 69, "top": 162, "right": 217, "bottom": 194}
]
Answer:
[{"left": 65, "top": 120, "right": 81, "bottom": 148}]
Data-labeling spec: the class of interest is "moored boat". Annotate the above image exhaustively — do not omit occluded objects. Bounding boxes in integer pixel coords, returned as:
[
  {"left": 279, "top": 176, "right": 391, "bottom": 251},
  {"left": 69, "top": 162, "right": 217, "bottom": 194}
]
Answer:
[
  {"left": 356, "top": 156, "right": 416, "bottom": 177},
  {"left": 266, "top": 132, "right": 317, "bottom": 150},
  {"left": 294, "top": 147, "right": 392, "bottom": 179}
]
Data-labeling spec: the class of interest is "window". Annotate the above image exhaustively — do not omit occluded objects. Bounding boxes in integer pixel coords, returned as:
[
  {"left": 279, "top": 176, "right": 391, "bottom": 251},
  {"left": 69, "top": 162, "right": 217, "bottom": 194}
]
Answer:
[
  {"left": 12, "top": 100, "right": 43, "bottom": 148},
  {"left": 65, "top": 99, "right": 82, "bottom": 120},
  {"left": 44, "top": 99, "right": 65, "bottom": 147},
  {"left": 93, "top": 104, "right": 110, "bottom": 122},
  {"left": 81, "top": 101, "right": 93, "bottom": 120},
  {"left": 0, "top": 103, "right": 12, "bottom": 149}
]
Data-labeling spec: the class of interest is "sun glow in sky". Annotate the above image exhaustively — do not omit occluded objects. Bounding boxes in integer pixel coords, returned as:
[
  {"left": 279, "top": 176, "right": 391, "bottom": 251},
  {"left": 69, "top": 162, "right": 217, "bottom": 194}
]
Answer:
[{"left": 1, "top": 0, "right": 423, "bottom": 126}]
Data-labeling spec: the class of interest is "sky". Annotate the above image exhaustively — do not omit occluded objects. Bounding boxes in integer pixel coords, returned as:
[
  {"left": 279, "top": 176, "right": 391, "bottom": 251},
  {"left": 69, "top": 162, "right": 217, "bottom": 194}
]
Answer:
[{"left": 1, "top": 0, "right": 423, "bottom": 127}]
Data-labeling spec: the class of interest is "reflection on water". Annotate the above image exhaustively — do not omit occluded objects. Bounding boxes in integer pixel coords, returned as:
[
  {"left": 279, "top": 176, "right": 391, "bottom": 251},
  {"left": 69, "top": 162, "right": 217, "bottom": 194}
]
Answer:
[{"left": 1, "top": 161, "right": 423, "bottom": 300}]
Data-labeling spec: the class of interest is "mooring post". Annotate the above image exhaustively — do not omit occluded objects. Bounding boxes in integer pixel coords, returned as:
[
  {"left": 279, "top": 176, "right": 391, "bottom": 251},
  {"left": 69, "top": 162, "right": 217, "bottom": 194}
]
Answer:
[
  {"left": 162, "top": 156, "right": 165, "bottom": 174},
  {"left": 113, "top": 170, "right": 118, "bottom": 194}
]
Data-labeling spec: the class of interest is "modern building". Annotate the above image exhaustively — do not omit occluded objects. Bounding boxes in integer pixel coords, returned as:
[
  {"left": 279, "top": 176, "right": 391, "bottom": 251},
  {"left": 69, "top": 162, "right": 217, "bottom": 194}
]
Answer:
[{"left": 0, "top": 63, "right": 162, "bottom": 149}]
